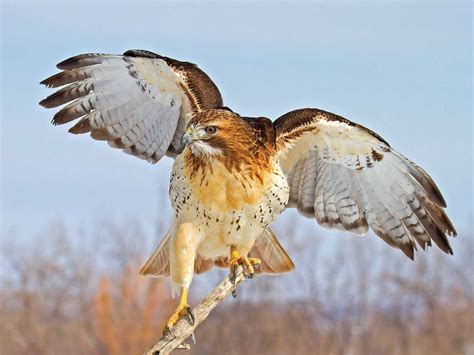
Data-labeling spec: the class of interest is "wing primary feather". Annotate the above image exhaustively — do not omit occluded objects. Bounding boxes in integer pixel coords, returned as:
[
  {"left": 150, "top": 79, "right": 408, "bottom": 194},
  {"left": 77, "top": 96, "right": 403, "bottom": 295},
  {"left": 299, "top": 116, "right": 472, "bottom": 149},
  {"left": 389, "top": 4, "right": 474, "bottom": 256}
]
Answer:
[
  {"left": 39, "top": 80, "right": 93, "bottom": 108},
  {"left": 408, "top": 195, "right": 453, "bottom": 254},
  {"left": 68, "top": 114, "right": 94, "bottom": 134},
  {"left": 392, "top": 151, "right": 447, "bottom": 208},
  {"left": 56, "top": 53, "right": 119, "bottom": 70},
  {"left": 40, "top": 66, "right": 96, "bottom": 88},
  {"left": 419, "top": 195, "right": 456, "bottom": 237},
  {"left": 52, "top": 93, "right": 95, "bottom": 125}
]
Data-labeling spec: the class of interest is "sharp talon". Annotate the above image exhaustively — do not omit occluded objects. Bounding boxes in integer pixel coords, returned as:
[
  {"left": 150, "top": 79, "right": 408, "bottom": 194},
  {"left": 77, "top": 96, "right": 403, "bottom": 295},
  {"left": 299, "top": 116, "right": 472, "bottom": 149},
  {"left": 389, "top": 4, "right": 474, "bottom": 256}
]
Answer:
[
  {"left": 163, "top": 325, "right": 172, "bottom": 336},
  {"left": 242, "top": 270, "right": 251, "bottom": 279},
  {"left": 228, "top": 250, "right": 260, "bottom": 298},
  {"left": 231, "top": 264, "right": 238, "bottom": 284},
  {"left": 187, "top": 306, "right": 195, "bottom": 325}
]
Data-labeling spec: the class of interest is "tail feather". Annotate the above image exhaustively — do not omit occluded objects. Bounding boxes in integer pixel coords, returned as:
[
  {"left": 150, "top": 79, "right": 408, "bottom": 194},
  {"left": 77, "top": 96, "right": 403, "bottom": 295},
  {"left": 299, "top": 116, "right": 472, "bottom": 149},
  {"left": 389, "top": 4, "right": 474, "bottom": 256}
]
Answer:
[
  {"left": 140, "top": 226, "right": 295, "bottom": 277},
  {"left": 250, "top": 228, "right": 295, "bottom": 274},
  {"left": 139, "top": 227, "right": 173, "bottom": 276},
  {"left": 139, "top": 224, "right": 214, "bottom": 277}
]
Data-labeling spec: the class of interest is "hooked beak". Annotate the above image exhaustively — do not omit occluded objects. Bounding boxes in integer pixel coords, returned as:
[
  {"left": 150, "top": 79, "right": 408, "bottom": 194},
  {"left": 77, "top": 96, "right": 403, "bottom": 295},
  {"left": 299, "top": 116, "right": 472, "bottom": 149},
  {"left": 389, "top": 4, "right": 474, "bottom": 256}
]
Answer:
[{"left": 181, "top": 127, "right": 194, "bottom": 146}]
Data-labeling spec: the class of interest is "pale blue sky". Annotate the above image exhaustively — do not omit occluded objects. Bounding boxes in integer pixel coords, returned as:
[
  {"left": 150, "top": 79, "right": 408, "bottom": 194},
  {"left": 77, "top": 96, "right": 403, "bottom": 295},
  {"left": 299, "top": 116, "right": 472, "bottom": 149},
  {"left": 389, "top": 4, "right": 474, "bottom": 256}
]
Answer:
[{"left": 1, "top": 1, "right": 472, "bottom": 249}]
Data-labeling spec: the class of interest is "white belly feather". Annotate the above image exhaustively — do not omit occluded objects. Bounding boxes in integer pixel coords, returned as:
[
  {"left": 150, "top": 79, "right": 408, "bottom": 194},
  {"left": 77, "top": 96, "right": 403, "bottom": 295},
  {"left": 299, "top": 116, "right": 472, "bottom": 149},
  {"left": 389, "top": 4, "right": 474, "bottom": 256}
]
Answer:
[{"left": 169, "top": 153, "right": 289, "bottom": 260}]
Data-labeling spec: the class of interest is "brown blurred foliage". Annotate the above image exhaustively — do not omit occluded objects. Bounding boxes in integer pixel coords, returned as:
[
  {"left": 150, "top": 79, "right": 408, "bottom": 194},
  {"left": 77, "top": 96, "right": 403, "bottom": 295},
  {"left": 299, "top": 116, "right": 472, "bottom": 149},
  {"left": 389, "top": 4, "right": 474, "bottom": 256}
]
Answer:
[
  {"left": 0, "top": 220, "right": 473, "bottom": 355},
  {"left": 93, "top": 267, "right": 173, "bottom": 355}
]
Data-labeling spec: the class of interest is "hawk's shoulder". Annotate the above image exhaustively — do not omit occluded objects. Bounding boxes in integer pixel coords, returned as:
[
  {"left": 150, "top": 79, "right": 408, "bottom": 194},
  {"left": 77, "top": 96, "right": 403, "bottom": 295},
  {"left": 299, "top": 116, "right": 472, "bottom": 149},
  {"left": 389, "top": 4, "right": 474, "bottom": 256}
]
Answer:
[{"left": 241, "top": 116, "right": 276, "bottom": 150}]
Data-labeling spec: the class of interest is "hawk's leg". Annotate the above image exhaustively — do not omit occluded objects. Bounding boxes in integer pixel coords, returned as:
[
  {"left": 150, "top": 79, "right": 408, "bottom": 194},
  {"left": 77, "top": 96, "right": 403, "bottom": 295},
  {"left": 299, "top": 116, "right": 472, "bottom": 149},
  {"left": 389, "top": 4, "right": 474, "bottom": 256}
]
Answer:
[
  {"left": 163, "top": 286, "right": 194, "bottom": 334},
  {"left": 165, "top": 223, "right": 199, "bottom": 334},
  {"left": 229, "top": 245, "right": 261, "bottom": 281}
]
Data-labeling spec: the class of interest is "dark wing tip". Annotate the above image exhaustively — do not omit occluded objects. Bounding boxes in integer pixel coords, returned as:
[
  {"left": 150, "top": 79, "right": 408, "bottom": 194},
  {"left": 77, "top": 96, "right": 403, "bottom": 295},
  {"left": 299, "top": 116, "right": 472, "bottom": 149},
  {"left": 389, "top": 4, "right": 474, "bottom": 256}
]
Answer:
[
  {"left": 411, "top": 163, "right": 448, "bottom": 208},
  {"left": 38, "top": 91, "right": 64, "bottom": 109},
  {"left": 434, "top": 236, "right": 454, "bottom": 255},
  {"left": 51, "top": 118, "right": 61, "bottom": 126},
  {"left": 51, "top": 109, "right": 75, "bottom": 126},
  {"left": 57, "top": 55, "right": 84, "bottom": 70},
  {"left": 68, "top": 119, "right": 92, "bottom": 134},
  {"left": 400, "top": 242, "right": 415, "bottom": 260},
  {"left": 39, "top": 95, "right": 63, "bottom": 109},
  {"left": 39, "top": 75, "right": 56, "bottom": 89},
  {"left": 40, "top": 75, "right": 59, "bottom": 88},
  {"left": 38, "top": 97, "right": 49, "bottom": 108},
  {"left": 431, "top": 182, "right": 448, "bottom": 208},
  {"left": 56, "top": 53, "right": 109, "bottom": 70},
  {"left": 445, "top": 220, "right": 457, "bottom": 238},
  {"left": 39, "top": 78, "right": 50, "bottom": 86}
]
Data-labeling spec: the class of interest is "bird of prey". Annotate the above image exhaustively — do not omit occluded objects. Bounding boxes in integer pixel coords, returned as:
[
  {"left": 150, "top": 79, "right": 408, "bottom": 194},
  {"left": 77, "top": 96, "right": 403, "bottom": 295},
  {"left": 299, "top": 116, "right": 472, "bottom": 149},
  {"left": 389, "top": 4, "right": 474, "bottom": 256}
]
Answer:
[{"left": 40, "top": 49, "right": 456, "bottom": 331}]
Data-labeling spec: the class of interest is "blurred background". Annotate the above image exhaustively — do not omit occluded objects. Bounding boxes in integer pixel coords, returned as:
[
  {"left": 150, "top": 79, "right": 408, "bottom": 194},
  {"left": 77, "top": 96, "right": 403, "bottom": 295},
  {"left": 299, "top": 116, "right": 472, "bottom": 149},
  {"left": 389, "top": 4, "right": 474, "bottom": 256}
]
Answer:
[{"left": 1, "top": 1, "right": 472, "bottom": 354}]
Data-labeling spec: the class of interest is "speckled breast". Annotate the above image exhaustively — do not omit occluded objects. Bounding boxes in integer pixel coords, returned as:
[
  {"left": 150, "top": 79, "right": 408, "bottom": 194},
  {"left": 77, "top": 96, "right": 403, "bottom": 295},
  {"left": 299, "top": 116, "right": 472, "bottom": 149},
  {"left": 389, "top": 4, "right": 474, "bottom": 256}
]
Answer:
[{"left": 169, "top": 150, "right": 289, "bottom": 242}]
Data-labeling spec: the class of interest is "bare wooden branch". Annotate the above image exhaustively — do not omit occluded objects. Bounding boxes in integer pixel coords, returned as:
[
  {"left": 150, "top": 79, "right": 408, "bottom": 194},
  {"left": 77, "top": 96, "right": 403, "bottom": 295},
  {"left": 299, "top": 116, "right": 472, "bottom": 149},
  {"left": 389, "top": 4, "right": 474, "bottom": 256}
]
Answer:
[{"left": 143, "top": 269, "right": 246, "bottom": 355}]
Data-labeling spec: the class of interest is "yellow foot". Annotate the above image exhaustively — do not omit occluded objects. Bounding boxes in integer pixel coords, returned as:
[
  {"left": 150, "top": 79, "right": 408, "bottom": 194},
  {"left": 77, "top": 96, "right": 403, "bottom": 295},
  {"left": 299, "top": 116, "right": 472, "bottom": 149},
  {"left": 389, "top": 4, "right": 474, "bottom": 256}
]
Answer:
[
  {"left": 163, "top": 287, "right": 194, "bottom": 334},
  {"left": 229, "top": 255, "right": 261, "bottom": 280},
  {"left": 163, "top": 304, "right": 194, "bottom": 334}
]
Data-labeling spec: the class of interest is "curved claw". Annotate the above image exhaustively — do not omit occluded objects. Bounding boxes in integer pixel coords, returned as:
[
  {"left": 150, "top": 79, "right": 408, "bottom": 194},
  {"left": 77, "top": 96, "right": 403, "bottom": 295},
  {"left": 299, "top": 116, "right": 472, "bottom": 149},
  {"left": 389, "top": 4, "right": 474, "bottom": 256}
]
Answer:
[
  {"left": 242, "top": 257, "right": 261, "bottom": 278},
  {"left": 187, "top": 306, "right": 195, "bottom": 326},
  {"left": 230, "top": 263, "right": 239, "bottom": 284}
]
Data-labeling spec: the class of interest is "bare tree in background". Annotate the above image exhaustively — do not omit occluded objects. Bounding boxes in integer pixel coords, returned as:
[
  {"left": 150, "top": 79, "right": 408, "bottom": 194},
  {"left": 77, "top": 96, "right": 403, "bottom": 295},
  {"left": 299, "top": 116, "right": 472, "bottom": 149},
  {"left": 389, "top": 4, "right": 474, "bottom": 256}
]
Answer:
[{"left": 1, "top": 220, "right": 472, "bottom": 355}]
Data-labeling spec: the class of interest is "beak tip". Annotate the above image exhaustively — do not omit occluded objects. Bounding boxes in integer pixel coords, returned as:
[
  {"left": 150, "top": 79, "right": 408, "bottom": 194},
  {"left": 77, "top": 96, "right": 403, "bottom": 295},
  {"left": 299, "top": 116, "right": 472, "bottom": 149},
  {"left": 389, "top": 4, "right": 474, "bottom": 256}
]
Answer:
[{"left": 181, "top": 133, "right": 191, "bottom": 146}]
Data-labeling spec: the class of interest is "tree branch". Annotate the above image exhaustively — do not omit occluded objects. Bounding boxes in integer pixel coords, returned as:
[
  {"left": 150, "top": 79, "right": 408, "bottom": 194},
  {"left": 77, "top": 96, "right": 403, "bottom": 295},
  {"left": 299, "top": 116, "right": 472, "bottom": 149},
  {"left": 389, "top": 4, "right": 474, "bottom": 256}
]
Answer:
[{"left": 143, "top": 269, "right": 246, "bottom": 355}]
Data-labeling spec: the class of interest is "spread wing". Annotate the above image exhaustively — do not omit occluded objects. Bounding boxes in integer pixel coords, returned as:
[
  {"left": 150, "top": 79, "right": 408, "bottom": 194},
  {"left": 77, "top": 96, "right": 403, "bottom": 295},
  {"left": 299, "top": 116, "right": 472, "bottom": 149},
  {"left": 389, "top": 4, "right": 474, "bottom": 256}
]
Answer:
[
  {"left": 40, "top": 49, "right": 223, "bottom": 163},
  {"left": 274, "top": 108, "right": 456, "bottom": 259}
]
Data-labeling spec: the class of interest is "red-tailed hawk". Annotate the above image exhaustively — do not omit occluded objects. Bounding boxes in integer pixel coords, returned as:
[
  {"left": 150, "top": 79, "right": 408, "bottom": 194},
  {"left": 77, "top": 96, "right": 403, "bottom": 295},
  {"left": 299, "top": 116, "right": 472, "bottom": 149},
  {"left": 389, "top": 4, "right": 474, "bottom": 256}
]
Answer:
[{"left": 40, "top": 49, "right": 456, "bottom": 331}]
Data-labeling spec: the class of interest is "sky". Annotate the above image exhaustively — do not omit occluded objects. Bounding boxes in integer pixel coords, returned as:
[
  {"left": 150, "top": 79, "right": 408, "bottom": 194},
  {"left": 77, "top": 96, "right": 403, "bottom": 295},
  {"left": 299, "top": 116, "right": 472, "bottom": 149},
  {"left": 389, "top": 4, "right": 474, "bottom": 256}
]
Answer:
[{"left": 1, "top": 1, "right": 472, "bottom": 253}]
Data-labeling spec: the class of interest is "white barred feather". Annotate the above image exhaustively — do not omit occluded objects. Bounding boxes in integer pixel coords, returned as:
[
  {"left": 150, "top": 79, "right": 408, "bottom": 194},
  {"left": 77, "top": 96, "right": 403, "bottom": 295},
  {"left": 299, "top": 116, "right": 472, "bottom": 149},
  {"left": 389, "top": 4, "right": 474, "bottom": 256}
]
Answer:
[
  {"left": 274, "top": 108, "right": 456, "bottom": 259},
  {"left": 40, "top": 51, "right": 222, "bottom": 163}
]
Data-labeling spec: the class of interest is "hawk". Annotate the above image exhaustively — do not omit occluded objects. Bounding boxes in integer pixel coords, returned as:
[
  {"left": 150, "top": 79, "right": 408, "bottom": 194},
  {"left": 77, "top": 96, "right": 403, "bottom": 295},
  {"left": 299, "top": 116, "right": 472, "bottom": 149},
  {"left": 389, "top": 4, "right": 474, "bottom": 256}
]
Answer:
[{"left": 40, "top": 49, "right": 456, "bottom": 331}]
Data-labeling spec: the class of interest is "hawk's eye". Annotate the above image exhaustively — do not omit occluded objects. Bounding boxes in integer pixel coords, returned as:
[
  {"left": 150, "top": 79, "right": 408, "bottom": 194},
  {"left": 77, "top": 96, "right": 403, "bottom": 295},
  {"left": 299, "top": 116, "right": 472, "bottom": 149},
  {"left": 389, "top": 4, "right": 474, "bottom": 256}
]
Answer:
[{"left": 205, "top": 126, "right": 217, "bottom": 135}]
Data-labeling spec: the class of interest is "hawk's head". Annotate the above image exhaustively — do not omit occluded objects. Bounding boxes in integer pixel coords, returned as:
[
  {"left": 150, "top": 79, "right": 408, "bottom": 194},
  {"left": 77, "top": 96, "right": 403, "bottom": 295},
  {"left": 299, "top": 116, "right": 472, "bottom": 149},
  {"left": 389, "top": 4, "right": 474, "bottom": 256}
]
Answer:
[{"left": 182, "top": 109, "right": 275, "bottom": 161}]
